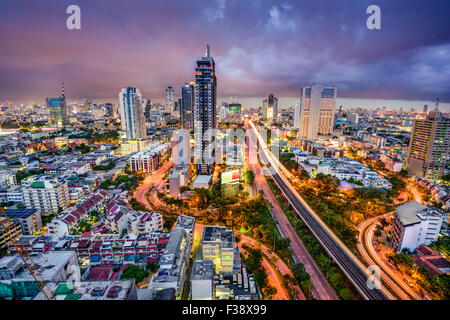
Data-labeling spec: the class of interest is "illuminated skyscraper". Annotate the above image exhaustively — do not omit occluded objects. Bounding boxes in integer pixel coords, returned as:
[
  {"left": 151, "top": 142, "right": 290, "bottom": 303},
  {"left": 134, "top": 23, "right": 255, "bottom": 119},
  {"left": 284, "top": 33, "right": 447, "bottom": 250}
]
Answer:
[
  {"left": 296, "top": 84, "right": 337, "bottom": 140},
  {"left": 119, "top": 87, "right": 146, "bottom": 140},
  {"left": 144, "top": 99, "right": 152, "bottom": 123},
  {"left": 194, "top": 45, "right": 217, "bottom": 175},
  {"left": 181, "top": 82, "right": 195, "bottom": 131},
  {"left": 262, "top": 93, "right": 278, "bottom": 124},
  {"left": 46, "top": 83, "right": 68, "bottom": 128},
  {"left": 165, "top": 86, "right": 175, "bottom": 114}
]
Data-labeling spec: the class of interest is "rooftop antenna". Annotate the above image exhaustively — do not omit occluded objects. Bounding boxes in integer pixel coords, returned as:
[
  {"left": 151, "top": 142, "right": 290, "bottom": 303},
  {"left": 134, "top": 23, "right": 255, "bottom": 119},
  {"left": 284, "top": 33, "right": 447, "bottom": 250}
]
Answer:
[
  {"left": 206, "top": 44, "right": 210, "bottom": 57},
  {"left": 61, "top": 82, "right": 65, "bottom": 98}
]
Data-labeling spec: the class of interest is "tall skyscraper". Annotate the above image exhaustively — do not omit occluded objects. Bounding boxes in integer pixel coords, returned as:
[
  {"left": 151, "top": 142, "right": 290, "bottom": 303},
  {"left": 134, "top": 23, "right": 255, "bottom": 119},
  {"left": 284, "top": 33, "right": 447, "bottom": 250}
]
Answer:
[
  {"left": 144, "top": 99, "right": 152, "bottom": 123},
  {"left": 406, "top": 104, "right": 450, "bottom": 180},
  {"left": 47, "top": 83, "right": 68, "bottom": 128},
  {"left": 181, "top": 82, "right": 195, "bottom": 131},
  {"left": 296, "top": 84, "right": 337, "bottom": 140},
  {"left": 194, "top": 45, "right": 217, "bottom": 175},
  {"left": 262, "top": 93, "right": 278, "bottom": 124},
  {"left": 165, "top": 86, "right": 175, "bottom": 114},
  {"left": 423, "top": 104, "right": 428, "bottom": 113},
  {"left": 119, "top": 87, "right": 147, "bottom": 140}
]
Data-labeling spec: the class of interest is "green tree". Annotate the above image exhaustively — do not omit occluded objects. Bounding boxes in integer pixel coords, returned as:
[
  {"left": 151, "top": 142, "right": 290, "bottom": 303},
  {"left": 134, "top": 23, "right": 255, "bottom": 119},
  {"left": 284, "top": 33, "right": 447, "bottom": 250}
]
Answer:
[
  {"left": 291, "top": 263, "right": 310, "bottom": 284},
  {"left": 146, "top": 262, "right": 159, "bottom": 273},
  {"left": 339, "top": 288, "right": 353, "bottom": 300},
  {"left": 243, "top": 169, "right": 255, "bottom": 185},
  {"left": 120, "top": 265, "right": 149, "bottom": 283}
]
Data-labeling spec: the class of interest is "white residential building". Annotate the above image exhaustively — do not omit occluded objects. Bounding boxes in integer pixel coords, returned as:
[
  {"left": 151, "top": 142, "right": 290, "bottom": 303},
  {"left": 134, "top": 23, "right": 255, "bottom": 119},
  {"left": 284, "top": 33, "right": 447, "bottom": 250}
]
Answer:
[
  {"left": 127, "top": 211, "right": 163, "bottom": 234},
  {"left": 0, "top": 170, "right": 17, "bottom": 187},
  {"left": 129, "top": 142, "right": 171, "bottom": 173},
  {"left": 21, "top": 177, "right": 70, "bottom": 214},
  {"left": 119, "top": 87, "right": 147, "bottom": 141},
  {"left": 391, "top": 201, "right": 445, "bottom": 252}
]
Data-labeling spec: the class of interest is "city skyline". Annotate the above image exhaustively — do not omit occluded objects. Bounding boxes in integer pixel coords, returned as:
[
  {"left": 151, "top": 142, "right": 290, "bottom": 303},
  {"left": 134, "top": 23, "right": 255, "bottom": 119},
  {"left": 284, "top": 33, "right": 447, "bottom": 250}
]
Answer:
[
  {"left": 1, "top": 0, "right": 450, "bottom": 105},
  {"left": 0, "top": 1, "right": 449, "bottom": 305}
]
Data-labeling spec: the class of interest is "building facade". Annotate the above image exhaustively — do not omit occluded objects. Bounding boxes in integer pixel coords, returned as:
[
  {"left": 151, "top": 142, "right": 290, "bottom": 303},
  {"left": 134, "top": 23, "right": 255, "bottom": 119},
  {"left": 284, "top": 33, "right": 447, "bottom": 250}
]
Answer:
[
  {"left": 181, "top": 82, "right": 195, "bottom": 131},
  {"left": 297, "top": 85, "right": 337, "bottom": 140},
  {"left": 391, "top": 201, "right": 445, "bottom": 252},
  {"left": 47, "top": 94, "right": 68, "bottom": 128},
  {"left": 21, "top": 178, "right": 70, "bottom": 214},
  {"left": 406, "top": 108, "right": 450, "bottom": 180},
  {"left": 119, "top": 87, "right": 147, "bottom": 141},
  {"left": 194, "top": 45, "right": 217, "bottom": 175},
  {"left": 262, "top": 93, "right": 278, "bottom": 124},
  {"left": 165, "top": 86, "right": 175, "bottom": 114}
]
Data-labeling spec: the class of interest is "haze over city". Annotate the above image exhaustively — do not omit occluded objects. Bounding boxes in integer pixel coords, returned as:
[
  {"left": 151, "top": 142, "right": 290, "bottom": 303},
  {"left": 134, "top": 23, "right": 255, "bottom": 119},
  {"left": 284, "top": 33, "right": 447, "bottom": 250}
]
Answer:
[{"left": 1, "top": 0, "right": 450, "bottom": 108}]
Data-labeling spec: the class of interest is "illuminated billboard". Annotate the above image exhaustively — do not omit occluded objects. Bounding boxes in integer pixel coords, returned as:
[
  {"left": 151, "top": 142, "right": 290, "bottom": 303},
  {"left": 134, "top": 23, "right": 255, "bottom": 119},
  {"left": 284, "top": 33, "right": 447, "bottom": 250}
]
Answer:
[{"left": 221, "top": 170, "right": 240, "bottom": 184}]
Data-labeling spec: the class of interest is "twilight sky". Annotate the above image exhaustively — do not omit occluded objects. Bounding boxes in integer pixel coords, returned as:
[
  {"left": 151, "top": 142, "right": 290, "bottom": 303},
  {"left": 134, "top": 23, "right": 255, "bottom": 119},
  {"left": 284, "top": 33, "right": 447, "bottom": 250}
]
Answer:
[{"left": 1, "top": 0, "right": 450, "bottom": 108}]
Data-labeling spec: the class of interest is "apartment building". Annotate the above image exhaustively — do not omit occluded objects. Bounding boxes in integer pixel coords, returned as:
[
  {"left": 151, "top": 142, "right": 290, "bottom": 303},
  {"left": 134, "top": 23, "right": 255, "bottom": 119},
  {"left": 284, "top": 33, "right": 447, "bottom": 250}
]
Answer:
[
  {"left": 149, "top": 215, "right": 194, "bottom": 297},
  {"left": 391, "top": 201, "right": 445, "bottom": 252},
  {"left": 21, "top": 177, "right": 70, "bottom": 214},
  {"left": 201, "top": 226, "right": 235, "bottom": 274},
  {"left": 129, "top": 142, "right": 171, "bottom": 173}
]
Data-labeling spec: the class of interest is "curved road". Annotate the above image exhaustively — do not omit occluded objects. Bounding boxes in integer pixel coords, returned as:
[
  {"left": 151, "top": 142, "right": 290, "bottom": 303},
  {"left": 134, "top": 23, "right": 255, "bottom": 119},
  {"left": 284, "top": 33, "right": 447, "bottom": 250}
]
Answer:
[
  {"left": 133, "top": 160, "right": 173, "bottom": 210},
  {"left": 238, "top": 234, "right": 306, "bottom": 300},
  {"left": 357, "top": 214, "right": 427, "bottom": 300},
  {"left": 357, "top": 213, "right": 411, "bottom": 299}
]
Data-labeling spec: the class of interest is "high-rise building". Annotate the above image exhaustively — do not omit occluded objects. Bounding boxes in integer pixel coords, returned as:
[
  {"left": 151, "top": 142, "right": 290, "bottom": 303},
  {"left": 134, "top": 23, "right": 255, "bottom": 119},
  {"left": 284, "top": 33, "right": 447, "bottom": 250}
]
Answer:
[
  {"left": 165, "top": 86, "right": 175, "bottom": 114},
  {"left": 262, "top": 93, "right": 278, "bottom": 124},
  {"left": 296, "top": 84, "right": 337, "bottom": 140},
  {"left": 175, "top": 98, "right": 182, "bottom": 114},
  {"left": 144, "top": 99, "right": 152, "bottom": 123},
  {"left": 406, "top": 105, "right": 450, "bottom": 180},
  {"left": 194, "top": 45, "right": 217, "bottom": 175},
  {"left": 181, "top": 82, "right": 195, "bottom": 131},
  {"left": 119, "top": 87, "right": 147, "bottom": 140},
  {"left": 423, "top": 104, "right": 428, "bottom": 113},
  {"left": 47, "top": 83, "right": 68, "bottom": 128}
]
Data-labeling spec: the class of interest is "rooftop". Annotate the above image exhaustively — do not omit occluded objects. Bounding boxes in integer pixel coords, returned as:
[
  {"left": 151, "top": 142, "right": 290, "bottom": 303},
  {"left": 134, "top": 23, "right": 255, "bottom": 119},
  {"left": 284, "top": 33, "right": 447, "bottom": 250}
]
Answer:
[
  {"left": 191, "top": 260, "right": 215, "bottom": 280},
  {"left": 202, "top": 226, "right": 234, "bottom": 248},
  {"left": 395, "top": 200, "right": 442, "bottom": 226},
  {"left": 3, "top": 208, "right": 39, "bottom": 219},
  {"left": 174, "top": 214, "right": 195, "bottom": 232}
]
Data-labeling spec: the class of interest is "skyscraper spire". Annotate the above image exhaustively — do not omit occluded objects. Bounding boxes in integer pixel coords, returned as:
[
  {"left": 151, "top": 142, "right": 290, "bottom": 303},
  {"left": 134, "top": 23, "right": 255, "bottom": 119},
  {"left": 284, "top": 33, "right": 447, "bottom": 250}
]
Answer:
[
  {"left": 61, "top": 82, "right": 65, "bottom": 98},
  {"left": 206, "top": 44, "right": 210, "bottom": 57}
]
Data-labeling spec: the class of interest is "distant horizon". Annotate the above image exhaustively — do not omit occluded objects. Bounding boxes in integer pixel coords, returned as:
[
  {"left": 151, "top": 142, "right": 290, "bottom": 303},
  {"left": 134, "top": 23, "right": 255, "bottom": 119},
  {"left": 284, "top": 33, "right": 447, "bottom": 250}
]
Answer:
[
  {"left": 1, "top": 1, "right": 450, "bottom": 104},
  {"left": 5, "top": 96, "right": 450, "bottom": 113}
]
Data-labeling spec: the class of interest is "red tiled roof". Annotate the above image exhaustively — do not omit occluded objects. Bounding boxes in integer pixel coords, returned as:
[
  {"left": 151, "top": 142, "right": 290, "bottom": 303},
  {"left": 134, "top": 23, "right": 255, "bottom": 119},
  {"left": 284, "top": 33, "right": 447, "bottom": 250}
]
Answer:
[
  {"left": 63, "top": 215, "right": 76, "bottom": 224},
  {"left": 88, "top": 266, "right": 112, "bottom": 281}
]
